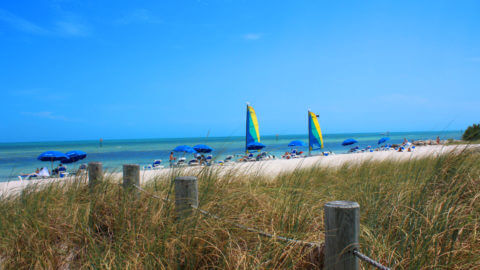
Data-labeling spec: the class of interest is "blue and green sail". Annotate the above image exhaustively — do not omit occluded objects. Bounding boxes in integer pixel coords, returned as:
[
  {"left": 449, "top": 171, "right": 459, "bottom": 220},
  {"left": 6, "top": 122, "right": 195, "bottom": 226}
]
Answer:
[
  {"left": 246, "top": 104, "right": 261, "bottom": 153},
  {"left": 308, "top": 110, "right": 324, "bottom": 154}
]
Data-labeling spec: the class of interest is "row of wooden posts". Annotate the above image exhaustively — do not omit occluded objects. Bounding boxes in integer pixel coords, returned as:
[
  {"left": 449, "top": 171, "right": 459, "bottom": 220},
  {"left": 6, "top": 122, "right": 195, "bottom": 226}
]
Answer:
[{"left": 87, "top": 162, "right": 361, "bottom": 270}]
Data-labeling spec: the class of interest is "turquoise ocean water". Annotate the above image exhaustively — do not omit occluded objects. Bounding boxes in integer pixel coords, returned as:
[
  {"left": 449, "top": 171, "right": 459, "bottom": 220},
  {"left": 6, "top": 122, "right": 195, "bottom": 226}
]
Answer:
[{"left": 0, "top": 131, "right": 461, "bottom": 182}]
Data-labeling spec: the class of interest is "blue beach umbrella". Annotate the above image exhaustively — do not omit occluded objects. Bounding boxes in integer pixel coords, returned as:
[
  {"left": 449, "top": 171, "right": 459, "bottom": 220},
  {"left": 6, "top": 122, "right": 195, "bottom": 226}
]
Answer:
[
  {"left": 37, "top": 151, "right": 69, "bottom": 172},
  {"left": 193, "top": 144, "right": 214, "bottom": 153},
  {"left": 37, "top": 151, "right": 69, "bottom": 161},
  {"left": 378, "top": 137, "right": 390, "bottom": 145},
  {"left": 63, "top": 150, "right": 87, "bottom": 164},
  {"left": 342, "top": 138, "right": 358, "bottom": 146},
  {"left": 247, "top": 142, "right": 266, "bottom": 150},
  {"left": 288, "top": 140, "right": 306, "bottom": 147},
  {"left": 173, "top": 145, "right": 196, "bottom": 153}
]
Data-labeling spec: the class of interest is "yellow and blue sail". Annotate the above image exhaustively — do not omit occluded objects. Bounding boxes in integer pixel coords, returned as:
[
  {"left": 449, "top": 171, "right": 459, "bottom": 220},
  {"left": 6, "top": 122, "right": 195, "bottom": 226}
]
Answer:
[
  {"left": 308, "top": 111, "right": 324, "bottom": 152},
  {"left": 246, "top": 105, "right": 261, "bottom": 152}
]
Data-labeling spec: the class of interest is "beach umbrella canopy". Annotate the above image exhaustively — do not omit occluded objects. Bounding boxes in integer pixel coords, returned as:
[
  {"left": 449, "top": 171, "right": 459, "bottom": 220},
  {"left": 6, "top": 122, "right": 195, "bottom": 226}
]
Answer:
[
  {"left": 378, "top": 137, "right": 390, "bottom": 145},
  {"left": 288, "top": 140, "right": 306, "bottom": 147},
  {"left": 247, "top": 142, "right": 266, "bottom": 150},
  {"left": 63, "top": 150, "right": 87, "bottom": 163},
  {"left": 342, "top": 138, "right": 358, "bottom": 146},
  {"left": 37, "top": 151, "right": 69, "bottom": 161},
  {"left": 37, "top": 151, "right": 69, "bottom": 172},
  {"left": 173, "top": 145, "right": 196, "bottom": 153},
  {"left": 193, "top": 144, "right": 214, "bottom": 153}
]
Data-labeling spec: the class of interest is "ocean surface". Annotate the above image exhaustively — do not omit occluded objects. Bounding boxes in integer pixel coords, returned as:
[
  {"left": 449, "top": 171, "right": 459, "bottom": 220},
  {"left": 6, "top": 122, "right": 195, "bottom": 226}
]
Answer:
[{"left": 0, "top": 131, "right": 462, "bottom": 182}]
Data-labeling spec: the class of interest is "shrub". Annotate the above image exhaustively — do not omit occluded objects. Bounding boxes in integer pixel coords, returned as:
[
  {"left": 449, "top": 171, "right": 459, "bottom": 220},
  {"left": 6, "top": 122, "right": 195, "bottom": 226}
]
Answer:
[{"left": 462, "top": 123, "right": 480, "bottom": 141}]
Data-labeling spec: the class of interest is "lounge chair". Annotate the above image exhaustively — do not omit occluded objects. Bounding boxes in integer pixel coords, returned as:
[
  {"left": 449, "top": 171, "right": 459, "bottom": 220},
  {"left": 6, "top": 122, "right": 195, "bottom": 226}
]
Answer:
[
  {"left": 144, "top": 165, "right": 153, "bottom": 170},
  {"left": 152, "top": 160, "right": 163, "bottom": 169},
  {"left": 176, "top": 157, "right": 187, "bottom": 167},
  {"left": 58, "top": 166, "right": 69, "bottom": 178},
  {"left": 224, "top": 155, "right": 234, "bottom": 163},
  {"left": 18, "top": 174, "right": 37, "bottom": 181},
  {"left": 188, "top": 159, "right": 200, "bottom": 166}
]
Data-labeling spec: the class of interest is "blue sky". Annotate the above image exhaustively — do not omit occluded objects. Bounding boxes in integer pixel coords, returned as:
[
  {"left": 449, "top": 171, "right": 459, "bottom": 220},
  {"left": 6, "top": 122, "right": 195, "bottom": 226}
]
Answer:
[{"left": 1, "top": 0, "right": 479, "bottom": 142}]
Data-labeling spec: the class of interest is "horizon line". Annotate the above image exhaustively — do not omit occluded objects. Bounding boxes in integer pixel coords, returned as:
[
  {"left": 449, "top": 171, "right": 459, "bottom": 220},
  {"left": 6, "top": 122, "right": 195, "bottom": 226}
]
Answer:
[{"left": 0, "top": 129, "right": 462, "bottom": 144}]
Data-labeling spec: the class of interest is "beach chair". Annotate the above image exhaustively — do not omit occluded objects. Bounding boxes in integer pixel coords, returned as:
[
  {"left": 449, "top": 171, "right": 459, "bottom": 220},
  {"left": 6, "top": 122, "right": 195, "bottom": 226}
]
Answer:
[
  {"left": 205, "top": 155, "right": 213, "bottom": 165},
  {"left": 57, "top": 167, "right": 68, "bottom": 178},
  {"left": 224, "top": 155, "right": 233, "bottom": 163},
  {"left": 152, "top": 160, "right": 163, "bottom": 169},
  {"left": 221, "top": 155, "right": 234, "bottom": 165},
  {"left": 188, "top": 159, "right": 200, "bottom": 166},
  {"left": 176, "top": 157, "right": 187, "bottom": 167},
  {"left": 18, "top": 174, "right": 32, "bottom": 181}
]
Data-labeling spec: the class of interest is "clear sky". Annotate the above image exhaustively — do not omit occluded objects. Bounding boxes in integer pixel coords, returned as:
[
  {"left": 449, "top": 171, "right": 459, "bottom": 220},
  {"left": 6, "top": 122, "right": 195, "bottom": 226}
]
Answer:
[{"left": 1, "top": 0, "right": 479, "bottom": 142}]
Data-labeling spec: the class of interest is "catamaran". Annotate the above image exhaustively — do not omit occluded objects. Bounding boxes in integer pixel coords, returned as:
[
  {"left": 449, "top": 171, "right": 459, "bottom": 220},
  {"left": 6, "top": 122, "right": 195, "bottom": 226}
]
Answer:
[
  {"left": 308, "top": 110, "right": 324, "bottom": 155},
  {"left": 245, "top": 104, "right": 265, "bottom": 154}
]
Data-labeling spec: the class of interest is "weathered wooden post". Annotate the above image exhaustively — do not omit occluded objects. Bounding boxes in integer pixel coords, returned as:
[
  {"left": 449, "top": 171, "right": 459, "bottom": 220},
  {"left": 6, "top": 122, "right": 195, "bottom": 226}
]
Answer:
[
  {"left": 123, "top": 164, "right": 140, "bottom": 191},
  {"left": 174, "top": 176, "right": 198, "bottom": 218},
  {"left": 324, "top": 201, "right": 360, "bottom": 270},
  {"left": 88, "top": 162, "right": 103, "bottom": 189}
]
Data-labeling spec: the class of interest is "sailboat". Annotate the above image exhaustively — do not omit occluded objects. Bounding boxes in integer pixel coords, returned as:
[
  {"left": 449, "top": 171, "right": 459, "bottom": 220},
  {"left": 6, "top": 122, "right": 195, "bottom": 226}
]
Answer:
[
  {"left": 308, "top": 110, "right": 324, "bottom": 155},
  {"left": 246, "top": 104, "right": 265, "bottom": 153}
]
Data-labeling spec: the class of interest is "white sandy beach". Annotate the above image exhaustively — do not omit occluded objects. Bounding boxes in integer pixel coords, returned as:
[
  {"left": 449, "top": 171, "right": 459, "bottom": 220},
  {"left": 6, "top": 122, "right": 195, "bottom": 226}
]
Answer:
[{"left": 1, "top": 144, "right": 477, "bottom": 196}]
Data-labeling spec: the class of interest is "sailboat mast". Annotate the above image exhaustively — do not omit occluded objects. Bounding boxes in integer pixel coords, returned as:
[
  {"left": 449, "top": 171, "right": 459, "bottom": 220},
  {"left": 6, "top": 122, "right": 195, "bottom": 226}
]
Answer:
[
  {"left": 245, "top": 104, "right": 248, "bottom": 154},
  {"left": 308, "top": 110, "right": 311, "bottom": 156}
]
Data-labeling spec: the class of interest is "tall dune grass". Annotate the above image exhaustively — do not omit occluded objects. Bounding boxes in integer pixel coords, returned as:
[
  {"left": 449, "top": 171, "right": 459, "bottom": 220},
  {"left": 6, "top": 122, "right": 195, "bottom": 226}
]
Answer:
[{"left": 0, "top": 151, "right": 479, "bottom": 269}]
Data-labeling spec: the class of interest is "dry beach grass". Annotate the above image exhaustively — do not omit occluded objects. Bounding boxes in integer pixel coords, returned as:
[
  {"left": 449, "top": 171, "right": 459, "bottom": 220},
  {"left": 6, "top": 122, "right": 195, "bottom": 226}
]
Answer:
[{"left": 0, "top": 149, "right": 479, "bottom": 269}]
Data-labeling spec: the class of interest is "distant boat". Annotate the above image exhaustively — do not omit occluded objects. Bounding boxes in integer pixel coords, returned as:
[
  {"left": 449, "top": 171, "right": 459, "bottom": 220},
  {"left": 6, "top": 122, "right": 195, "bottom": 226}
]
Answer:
[
  {"left": 308, "top": 110, "right": 324, "bottom": 155},
  {"left": 246, "top": 104, "right": 265, "bottom": 153}
]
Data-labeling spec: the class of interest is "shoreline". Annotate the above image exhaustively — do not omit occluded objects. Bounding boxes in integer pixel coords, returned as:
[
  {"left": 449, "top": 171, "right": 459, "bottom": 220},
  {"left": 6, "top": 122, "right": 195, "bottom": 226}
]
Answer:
[{"left": 1, "top": 144, "right": 477, "bottom": 196}]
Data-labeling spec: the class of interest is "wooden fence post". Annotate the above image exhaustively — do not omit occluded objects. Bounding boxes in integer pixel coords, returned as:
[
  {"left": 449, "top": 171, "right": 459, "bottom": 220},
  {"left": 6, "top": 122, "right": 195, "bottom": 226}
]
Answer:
[
  {"left": 174, "top": 176, "right": 198, "bottom": 218},
  {"left": 88, "top": 162, "right": 103, "bottom": 189},
  {"left": 324, "top": 201, "right": 360, "bottom": 270},
  {"left": 123, "top": 164, "right": 140, "bottom": 191}
]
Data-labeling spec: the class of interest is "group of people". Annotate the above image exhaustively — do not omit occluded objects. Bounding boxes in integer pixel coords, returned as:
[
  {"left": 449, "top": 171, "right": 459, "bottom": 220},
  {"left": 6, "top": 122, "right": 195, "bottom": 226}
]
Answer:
[
  {"left": 28, "top": 164, "right": 65, "bottom": 177},
  {"left": 237, "top": 152, "right": 274, "bottom": 162},
  {"left": 22, "top": 163, "right": 89, "bottom": 180},
  {"left": 52, "top": 164, "right": 67, "bottom": 175},
  {"left": 20, "top": 164, "right": 66, "bottom": 180},
  {"left": 168, "top": 152, "right": 210, "bottom": 167},
  {"left": 282, "top": 149, "right": 304, "bottom": 159}
]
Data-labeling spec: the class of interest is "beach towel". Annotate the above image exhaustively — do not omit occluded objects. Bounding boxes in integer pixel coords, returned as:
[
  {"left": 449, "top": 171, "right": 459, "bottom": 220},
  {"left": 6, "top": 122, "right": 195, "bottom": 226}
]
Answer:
[{"left": 38, "top": 167, "right": 50, "bottom": 177}]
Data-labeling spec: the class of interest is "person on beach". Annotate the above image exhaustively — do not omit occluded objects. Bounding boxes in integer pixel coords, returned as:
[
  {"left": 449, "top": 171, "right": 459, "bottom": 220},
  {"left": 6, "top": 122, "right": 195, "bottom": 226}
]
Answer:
[
  {"left": 436, "top": 136, "right": 440, "bottom": 144},
  {"left": 35, "top": 168, "right": 39, "bottom": 174},
  {"left": 169, "top": 152, "right": 176, "bottom": 167}
]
